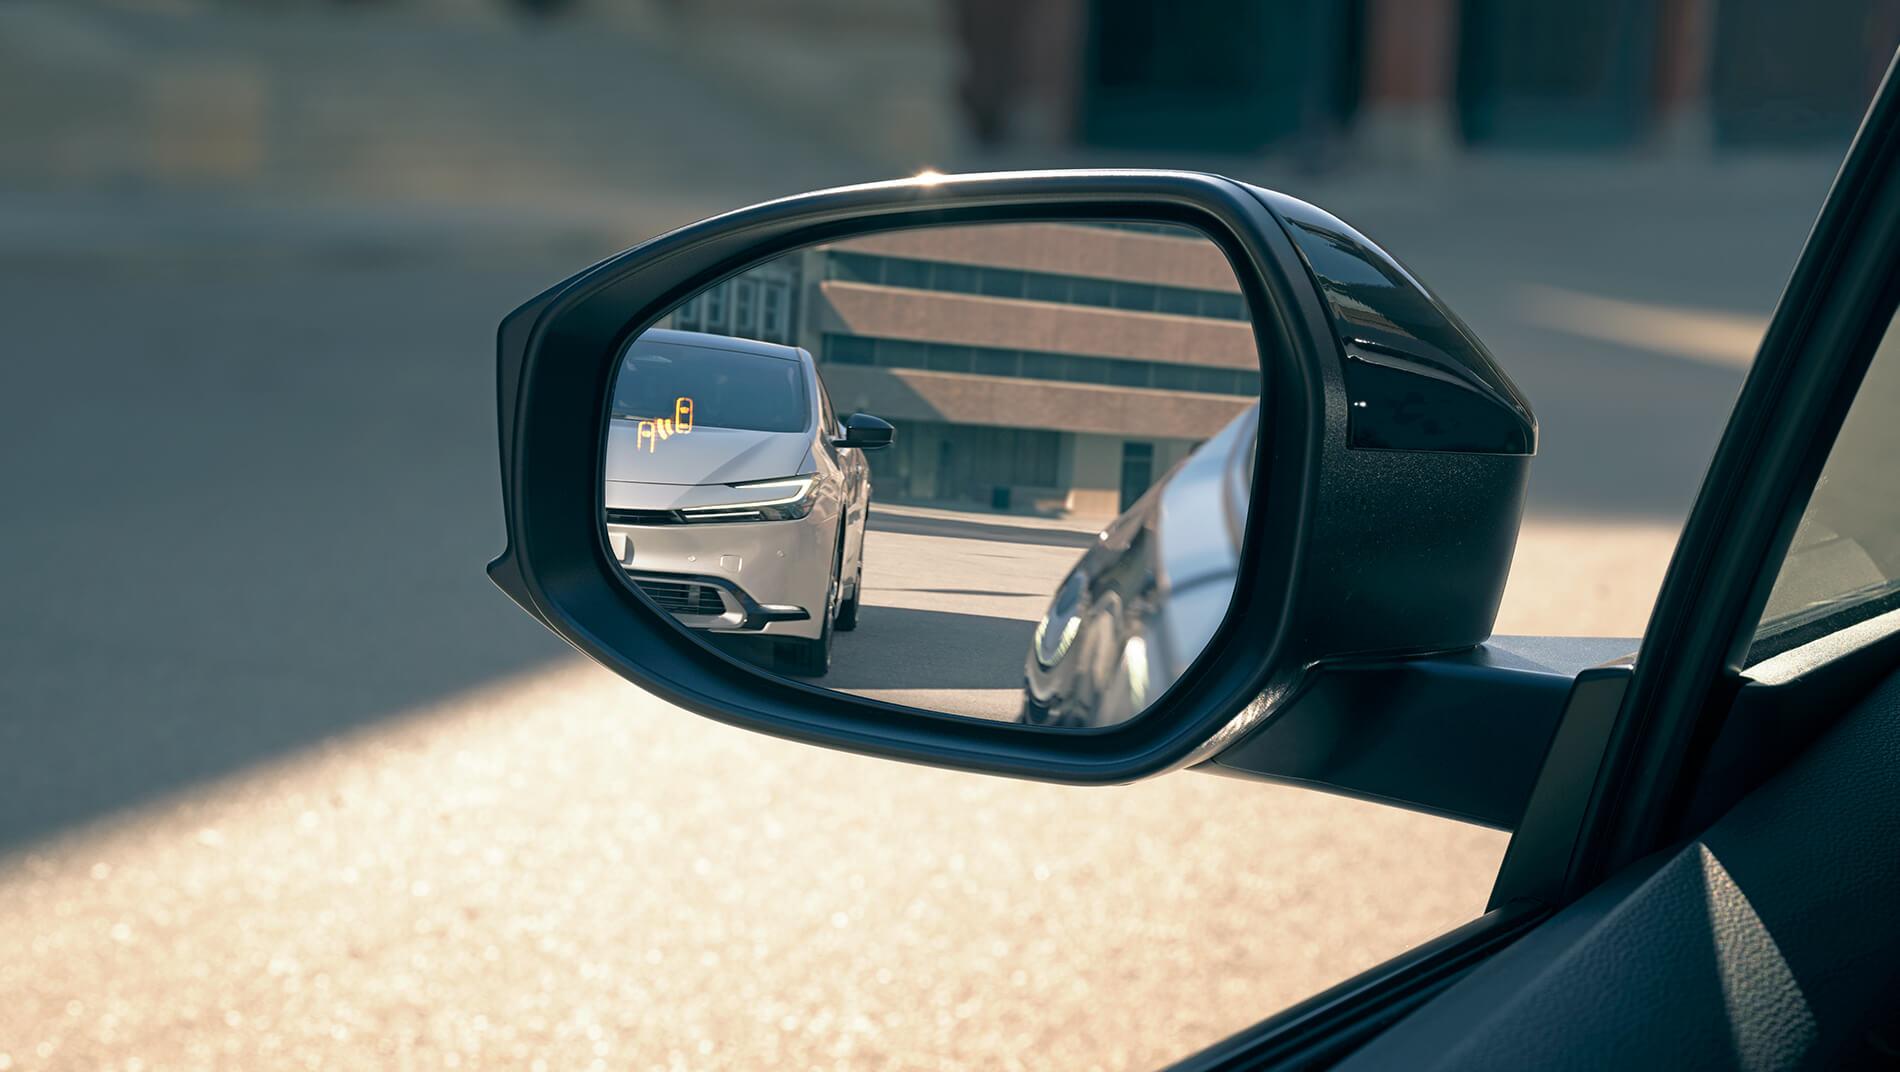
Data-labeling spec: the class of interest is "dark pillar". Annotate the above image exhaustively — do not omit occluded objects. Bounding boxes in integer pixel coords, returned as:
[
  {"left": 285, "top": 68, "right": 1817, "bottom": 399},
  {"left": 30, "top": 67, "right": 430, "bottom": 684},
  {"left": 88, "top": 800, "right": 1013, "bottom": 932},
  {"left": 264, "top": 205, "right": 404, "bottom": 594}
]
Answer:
[
  {"left": 1652, "top": 0, "right": 1715, "bottom": 153},
  {"left": 1355, "top": 0, "right": 1460, "bottom": 165}
]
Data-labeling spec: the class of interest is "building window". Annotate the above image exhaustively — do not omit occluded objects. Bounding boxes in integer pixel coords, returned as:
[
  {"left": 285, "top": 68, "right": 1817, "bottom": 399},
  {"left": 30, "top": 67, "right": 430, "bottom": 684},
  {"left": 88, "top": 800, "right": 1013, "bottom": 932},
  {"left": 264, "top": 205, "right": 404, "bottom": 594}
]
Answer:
[
  {"left": 881, "top": 340, "right": 930, "bottom": 368},
  {"left": 733, "top": 279, "right": 757, "bottom": 335},
  {"left": 760, "top": 284, "right": 786, "bottom": 341},
  {"left": 927, "top": 345, "right": 975, "bottom": 373},
  {"left": 826, "top": 336, "right": 875, "bottom": 364},
  {"left": 935, "top": 262, "right": 980, "bottom": 293},
  {"left": 821, "top": 252, "right": 1249, "bottom": 322},
  {"left": 973, "top": 349, "right": 1021, "bottom": 376},
  {"left": 702, "top": 286, "right": 727, "bottom": 332},
  {"left": 980, "top": 268, "right": 1025, "bottom": 298},
  {"left": 818, "top": 334, "right": 1258, "bottom": 398},
  {"left": 1070, "top": 276, "right": 1114, "bottom": 308},
  {"left": 1157, "top": 288, "right": 1200, "bottom": 316},
  {"left": 1113, "top": 282, "right": 1158, "bottom": 312},
  {"left": 675, "top": 294, "right": 701, "bottom": 331},
  {"left": 1024, "top": 274, "right": 1071, "bottom": 303},
  {"left": 884, "top": 259, "right": 931, "bottom": 289},
  {"left": 1202, "top": 292, "right": 1246, "bottom": 320},
  {"left": 828, "top": 251, "right": 882, "bottom": 285}
]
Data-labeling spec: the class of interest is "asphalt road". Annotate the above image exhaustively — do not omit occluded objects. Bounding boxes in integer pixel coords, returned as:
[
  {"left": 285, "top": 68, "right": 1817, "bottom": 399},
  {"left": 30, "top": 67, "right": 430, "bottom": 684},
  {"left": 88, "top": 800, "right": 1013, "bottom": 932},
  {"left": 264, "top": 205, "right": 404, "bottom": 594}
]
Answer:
[
  {"left": 0, "top": 4, "right": 1857, "bottom": 1069},
  {"left": 827, "top": 505, "right": 1103, "bottom": 721}
]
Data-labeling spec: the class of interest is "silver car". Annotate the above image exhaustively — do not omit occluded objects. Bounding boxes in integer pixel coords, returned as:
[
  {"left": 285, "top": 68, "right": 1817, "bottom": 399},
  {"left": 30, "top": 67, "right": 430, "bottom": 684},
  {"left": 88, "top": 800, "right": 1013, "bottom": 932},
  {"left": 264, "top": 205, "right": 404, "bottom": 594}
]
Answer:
[
  {"left": 1021, "top": 402, "right": 1256, "bottom": 727},
  {"left": 603, "top": 329, "right": 892, "bottom": 676}
]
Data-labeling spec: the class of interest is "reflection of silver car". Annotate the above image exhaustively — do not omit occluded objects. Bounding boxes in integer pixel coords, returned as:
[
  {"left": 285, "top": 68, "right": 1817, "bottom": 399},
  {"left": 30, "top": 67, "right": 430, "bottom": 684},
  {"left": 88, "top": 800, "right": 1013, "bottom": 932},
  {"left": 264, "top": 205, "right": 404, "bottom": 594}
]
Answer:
[
  {"left": 1021, "top": 404, "right": 1257, "bottom": 727},
  {"left": 603, "top": 329, "right": 890, "bottom": 677}
]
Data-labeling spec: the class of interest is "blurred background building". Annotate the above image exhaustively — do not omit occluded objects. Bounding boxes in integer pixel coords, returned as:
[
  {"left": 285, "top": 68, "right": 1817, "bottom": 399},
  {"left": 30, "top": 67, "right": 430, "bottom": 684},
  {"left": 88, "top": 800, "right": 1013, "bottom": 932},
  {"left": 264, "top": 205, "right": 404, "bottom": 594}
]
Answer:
[
  {"left": 574, "top": 0, "right": 1900, "bottom": 170},
  {"left": 11, "top": 0, "right": 1894, "bottom": 199},
  {"left": 670, "top": 223, "right": 1255, "bottom": 516},
  {"left": 947, "top": 0, "right": 1899, "bottom": 159}
]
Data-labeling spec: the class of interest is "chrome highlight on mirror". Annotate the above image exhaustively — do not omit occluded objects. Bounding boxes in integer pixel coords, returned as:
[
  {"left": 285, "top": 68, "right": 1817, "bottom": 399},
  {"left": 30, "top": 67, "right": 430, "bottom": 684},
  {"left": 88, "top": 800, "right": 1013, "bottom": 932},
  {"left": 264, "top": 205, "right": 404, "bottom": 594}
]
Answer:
[{"left": 601, "top": 221, "right": 1260, "bottom": 726}]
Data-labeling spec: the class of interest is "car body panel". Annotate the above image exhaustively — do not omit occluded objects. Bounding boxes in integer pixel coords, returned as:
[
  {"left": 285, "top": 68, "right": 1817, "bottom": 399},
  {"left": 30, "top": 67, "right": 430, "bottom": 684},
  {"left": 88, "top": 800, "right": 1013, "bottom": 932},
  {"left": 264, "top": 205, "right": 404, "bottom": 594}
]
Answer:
[{"left": 1023, "top": 403, "right": 1258, "bottom": 726}]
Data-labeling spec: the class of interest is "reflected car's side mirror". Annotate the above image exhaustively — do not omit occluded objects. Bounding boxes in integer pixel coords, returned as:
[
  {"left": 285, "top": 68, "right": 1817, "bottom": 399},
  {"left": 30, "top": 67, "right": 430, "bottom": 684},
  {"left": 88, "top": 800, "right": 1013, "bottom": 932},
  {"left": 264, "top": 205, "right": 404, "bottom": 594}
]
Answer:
[
  {"left": 833, "top": 412, "right": 894, "bottom": 451},
  {"left": 490, "top": 170, "right": 1539, "bottom": 818}
]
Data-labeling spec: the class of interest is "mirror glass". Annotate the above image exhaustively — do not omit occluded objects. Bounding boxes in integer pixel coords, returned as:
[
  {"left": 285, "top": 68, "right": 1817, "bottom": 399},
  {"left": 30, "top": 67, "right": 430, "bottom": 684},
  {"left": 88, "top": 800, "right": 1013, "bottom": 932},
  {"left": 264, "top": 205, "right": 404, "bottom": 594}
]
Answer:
[{"left": 601, "top": 221, "right": 1259, "bottom": 728}]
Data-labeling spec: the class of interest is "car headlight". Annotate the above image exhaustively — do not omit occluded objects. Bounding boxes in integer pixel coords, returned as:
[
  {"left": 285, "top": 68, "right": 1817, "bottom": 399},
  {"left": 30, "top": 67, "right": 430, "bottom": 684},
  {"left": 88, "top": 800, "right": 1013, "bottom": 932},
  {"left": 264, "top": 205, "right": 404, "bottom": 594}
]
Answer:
[
  {"left": 678, "top": 476, "right": 818, "bottom": 523},
  {"left": 1033, "top": 571, "right": 1088, "bottom": 667},
  {"left": 1118, "top": 634, "right": 1150, "bottom": 710}
]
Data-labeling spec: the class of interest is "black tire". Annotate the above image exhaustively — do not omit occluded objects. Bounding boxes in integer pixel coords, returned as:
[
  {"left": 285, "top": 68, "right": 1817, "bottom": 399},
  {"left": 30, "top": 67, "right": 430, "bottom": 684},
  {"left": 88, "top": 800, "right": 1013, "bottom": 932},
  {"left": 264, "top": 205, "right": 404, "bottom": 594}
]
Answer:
[
  {"left": 777, "top": 604, "right": 832, "bottom": 677},
  {"left": 778, "top": 536, "right": 841, "bottom": 676},
  {"left": 835, "top": 555, "right": 863, "bottom": 631}
]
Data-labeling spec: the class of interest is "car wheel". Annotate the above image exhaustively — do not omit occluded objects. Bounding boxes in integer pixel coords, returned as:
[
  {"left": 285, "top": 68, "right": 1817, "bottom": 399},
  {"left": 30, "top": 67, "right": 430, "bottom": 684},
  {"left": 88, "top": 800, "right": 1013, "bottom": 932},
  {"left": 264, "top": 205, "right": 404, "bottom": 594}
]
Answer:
[
  {"left": 778, "top": 537, "right": 841, "bottom": 677},
  {"left": 835, "top": 553, "right": 863, "bottom": 632}
]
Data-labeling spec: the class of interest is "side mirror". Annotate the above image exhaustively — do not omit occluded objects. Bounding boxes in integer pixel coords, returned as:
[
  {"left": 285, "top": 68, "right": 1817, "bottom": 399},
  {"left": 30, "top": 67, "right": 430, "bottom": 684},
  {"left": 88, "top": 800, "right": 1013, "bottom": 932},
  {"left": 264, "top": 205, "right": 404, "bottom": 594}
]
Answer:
[
  {"left": 832, "top": 412, "right": 894, "bottom": 451},
  {"left": 490, "top": 170, "right": 1539, "bottom": 819}
]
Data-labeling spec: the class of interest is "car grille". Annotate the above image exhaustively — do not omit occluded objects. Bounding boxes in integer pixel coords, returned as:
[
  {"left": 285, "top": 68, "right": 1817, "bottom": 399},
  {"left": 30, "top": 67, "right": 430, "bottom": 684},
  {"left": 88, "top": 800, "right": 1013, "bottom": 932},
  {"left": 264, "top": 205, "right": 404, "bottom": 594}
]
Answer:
[
  {"left": 635, "top": 578, "right": 728, "bottom": 617},
  {"left": 607, "top": 508, "right": 685, "bottom": 525},
  {"left": 607, "top": 508, "right": 767, "bottom": 525}
]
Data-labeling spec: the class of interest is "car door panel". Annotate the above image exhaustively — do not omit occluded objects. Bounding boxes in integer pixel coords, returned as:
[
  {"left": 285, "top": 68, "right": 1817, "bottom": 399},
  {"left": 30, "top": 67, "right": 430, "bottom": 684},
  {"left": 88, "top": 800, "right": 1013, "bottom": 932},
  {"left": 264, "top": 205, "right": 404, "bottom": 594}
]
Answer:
[{"left": 1335, "top": 661, "right": 1900, "bottom": 1071}]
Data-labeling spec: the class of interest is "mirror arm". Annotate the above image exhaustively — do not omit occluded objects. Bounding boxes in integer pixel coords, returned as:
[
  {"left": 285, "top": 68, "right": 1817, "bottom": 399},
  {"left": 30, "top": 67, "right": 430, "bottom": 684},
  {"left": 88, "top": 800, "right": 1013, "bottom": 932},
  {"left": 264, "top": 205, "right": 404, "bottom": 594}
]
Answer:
[{"left": 1202, "top": 637, "right": 1636, "bottom": 830}]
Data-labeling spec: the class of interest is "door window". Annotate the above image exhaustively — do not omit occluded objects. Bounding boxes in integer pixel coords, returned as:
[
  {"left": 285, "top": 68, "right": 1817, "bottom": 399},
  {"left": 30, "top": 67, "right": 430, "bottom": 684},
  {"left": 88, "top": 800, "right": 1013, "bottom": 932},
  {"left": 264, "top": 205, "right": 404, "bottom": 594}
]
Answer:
[{"left": 1752, "top": 306, "right": 1900, "bottom": 658}]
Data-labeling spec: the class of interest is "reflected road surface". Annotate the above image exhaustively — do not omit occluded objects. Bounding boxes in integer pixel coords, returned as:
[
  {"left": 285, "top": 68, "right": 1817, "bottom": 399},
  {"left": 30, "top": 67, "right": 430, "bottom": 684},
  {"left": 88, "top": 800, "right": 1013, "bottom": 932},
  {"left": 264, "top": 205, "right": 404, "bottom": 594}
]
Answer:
[{"left": 829, "top": 505, "right": 1102, "bottom": 720}]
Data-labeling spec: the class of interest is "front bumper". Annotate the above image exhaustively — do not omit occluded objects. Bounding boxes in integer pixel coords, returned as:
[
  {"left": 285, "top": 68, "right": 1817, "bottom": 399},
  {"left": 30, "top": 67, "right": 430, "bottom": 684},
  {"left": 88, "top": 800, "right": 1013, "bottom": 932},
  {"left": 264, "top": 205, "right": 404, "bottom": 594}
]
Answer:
[
  {"left": 621, "top": 570, "right": 809, "bottom": 631},
  {"left": 606, "top": 515, "right": 834, "bottom": 640}
]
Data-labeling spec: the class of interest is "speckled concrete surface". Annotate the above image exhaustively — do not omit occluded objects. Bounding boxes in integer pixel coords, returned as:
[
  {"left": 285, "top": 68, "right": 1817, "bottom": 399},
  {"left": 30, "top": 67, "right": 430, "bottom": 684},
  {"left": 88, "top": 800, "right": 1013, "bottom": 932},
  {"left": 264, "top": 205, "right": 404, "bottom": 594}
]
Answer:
[{"left": 0, "top": 664, "right": 1513, "bottom": 1071}]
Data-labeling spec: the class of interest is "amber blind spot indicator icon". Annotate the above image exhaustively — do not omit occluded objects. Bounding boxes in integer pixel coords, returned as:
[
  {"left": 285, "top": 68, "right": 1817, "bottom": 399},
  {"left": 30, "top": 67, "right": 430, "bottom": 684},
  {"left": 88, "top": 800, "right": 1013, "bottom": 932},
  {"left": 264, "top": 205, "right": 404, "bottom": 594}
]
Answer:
[{"left": 635, "top": 397, "right": 696, "bottom": 453}]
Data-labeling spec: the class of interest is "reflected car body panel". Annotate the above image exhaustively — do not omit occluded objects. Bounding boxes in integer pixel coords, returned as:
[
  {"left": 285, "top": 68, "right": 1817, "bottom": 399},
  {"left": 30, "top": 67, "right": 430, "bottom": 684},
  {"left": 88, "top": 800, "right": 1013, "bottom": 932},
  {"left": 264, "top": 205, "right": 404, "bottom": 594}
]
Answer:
[
  {"left": 603, "top": 330, "right": 868, "bottom": 642},
  {"left": 1022, "top": 403, "right": 1258, "bottom": 726}
]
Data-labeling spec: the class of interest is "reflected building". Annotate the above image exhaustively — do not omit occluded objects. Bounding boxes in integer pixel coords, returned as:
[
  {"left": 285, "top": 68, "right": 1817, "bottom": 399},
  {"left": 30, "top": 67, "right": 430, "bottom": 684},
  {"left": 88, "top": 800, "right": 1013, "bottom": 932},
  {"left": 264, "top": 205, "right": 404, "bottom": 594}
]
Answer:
[{"left": 668, "top": 223, "right": 1256, "bottom": 518}]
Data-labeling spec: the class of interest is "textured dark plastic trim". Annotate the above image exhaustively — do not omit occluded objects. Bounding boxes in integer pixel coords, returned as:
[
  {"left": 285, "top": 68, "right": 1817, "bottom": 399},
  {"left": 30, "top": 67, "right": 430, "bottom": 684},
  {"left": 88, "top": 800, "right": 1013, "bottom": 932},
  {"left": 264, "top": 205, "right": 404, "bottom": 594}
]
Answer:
[
  {"left": 1486, "top": 664, "right": 1634, "bottom": 908},
  {"left": 1165, "top": 899, "right": 1549, "bottom": 1072},
  {"left": 1206, "top": 636, "right": 1634, "bottom": 828}
]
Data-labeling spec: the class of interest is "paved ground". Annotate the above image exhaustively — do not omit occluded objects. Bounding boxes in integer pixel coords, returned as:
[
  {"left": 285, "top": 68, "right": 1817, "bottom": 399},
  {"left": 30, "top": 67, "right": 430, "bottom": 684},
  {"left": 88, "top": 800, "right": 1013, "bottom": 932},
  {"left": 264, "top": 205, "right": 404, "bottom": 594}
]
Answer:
[
  {"left": 831, "top": 505, "right": 1103, "bottom": 720},
  {"left": 0, "top": 3, "right": 1861, "bottom": 1069}
]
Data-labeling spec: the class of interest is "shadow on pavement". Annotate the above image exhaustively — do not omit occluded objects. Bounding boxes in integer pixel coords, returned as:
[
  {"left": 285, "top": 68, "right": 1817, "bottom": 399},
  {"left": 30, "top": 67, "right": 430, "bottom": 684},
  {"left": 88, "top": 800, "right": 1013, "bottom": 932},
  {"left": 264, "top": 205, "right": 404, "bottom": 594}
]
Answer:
[
  {"left": 825, "top": 605, "right": 1037, "bottom": 691},
  {"left": 0, "top": 258, "right": 577, "bottom": 853}
]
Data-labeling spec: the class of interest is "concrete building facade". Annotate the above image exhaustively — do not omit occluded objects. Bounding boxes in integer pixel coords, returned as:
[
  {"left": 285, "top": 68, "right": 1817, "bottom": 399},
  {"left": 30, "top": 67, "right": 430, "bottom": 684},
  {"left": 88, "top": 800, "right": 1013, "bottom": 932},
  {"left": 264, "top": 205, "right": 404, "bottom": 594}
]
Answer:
[{"left": 666, "top": 222, "right": 1257, "bottom": 518}]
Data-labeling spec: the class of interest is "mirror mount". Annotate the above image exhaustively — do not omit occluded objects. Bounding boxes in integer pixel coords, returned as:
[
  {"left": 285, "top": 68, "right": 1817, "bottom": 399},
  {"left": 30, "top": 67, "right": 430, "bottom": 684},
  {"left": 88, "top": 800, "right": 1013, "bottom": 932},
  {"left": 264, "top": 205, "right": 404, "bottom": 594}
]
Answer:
[{"left": 831, "top": 412, "right": 894, "bottom": 451}]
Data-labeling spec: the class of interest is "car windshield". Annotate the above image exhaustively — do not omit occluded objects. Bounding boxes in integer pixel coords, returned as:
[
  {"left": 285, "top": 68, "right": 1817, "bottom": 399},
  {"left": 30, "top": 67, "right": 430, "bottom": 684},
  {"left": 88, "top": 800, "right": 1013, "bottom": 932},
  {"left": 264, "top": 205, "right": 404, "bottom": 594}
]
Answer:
[{"left": 612, "top": 335, "right": 810, "bottom": 433}]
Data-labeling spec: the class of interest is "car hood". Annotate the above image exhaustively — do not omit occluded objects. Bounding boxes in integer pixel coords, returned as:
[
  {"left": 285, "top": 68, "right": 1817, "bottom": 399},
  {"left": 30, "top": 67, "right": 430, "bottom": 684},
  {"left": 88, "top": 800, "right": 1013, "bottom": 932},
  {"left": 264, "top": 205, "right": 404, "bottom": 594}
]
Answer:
[{"left": 603, "top": 420, "right": 813, "bottom": 487}]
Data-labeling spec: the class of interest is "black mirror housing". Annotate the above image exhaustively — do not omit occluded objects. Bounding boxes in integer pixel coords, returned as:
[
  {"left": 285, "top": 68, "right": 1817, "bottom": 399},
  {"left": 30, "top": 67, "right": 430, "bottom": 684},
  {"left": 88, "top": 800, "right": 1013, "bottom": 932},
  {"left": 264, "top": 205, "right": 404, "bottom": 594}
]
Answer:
[
  {"left": 489, "top": 170, "right": 1533, "bottom": 786},
  {"left": 833, "top": 412, "right": 894, "bottom": 451}
]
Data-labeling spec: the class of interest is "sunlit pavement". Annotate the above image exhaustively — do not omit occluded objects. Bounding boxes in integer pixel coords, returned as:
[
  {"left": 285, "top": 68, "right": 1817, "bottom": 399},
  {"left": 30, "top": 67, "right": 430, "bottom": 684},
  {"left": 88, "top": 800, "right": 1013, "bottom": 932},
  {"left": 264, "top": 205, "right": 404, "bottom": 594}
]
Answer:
[{"left": 0, "top": 3, "right": 1847, "bottom": 1068}]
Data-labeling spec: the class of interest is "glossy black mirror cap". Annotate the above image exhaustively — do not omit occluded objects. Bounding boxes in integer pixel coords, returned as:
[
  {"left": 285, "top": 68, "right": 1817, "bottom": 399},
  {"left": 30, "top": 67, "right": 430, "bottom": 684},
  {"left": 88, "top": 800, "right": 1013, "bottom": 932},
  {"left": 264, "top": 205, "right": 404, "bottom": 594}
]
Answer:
[
  {"left": 488, "top": 169, "right": 1532, "bottom": 786},
  {"left": 834, "top": 412, "right": 894, "bottom": 451}
]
